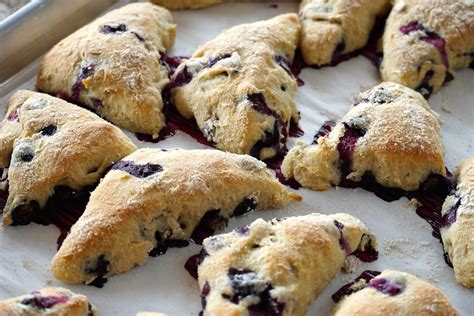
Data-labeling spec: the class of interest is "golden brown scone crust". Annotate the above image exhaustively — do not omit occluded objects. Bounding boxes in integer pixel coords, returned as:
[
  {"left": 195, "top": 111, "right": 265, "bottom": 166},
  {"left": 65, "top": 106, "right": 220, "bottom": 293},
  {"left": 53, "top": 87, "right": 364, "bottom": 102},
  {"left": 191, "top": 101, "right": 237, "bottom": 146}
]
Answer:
[
  {"left": 52, "top": 148, "right": 301, "bottom": 285},
  {"left": 441, "top": 157, "right": 474, "bottom": 288},
  {"left": 198, "top": 213, "right": 377, "bottom": 316},
  {"left": 282, "top": 82, "right": 445, "bottom": 191},
  {"left": 298, "top": 0, "right": 391, "bottom": 66},
  {"left": 171, "top": 14, "right": 300, "bottom": 160},
  {"left": 380, "top": 0, "right": 474, "bottom": 96},
  {"left": 37, "top": 3, "right": 176, "bottom": 138},
  {"left": 150, "top": 0, "right": 223, "bottom": 10},
  {"left": 0, "top": 91, "right": 136, "bottom": 226},
  {"left": 332, "top": 270, "right": 460, "bottom": 316},
  {"left": 0, "top": 287, "right": 98, "bottom": 316}
]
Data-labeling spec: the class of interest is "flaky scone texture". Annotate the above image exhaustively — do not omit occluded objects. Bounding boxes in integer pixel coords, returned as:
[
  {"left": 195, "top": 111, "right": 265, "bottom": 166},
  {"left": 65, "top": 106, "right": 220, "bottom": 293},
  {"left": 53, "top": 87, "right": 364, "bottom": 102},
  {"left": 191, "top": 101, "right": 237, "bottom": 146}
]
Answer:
[
  {"left": 37, "top": 3, "right": 176, "bottom": 138},
  {"left": 380, "top": 0, "right": 474, "bottom": 96},
  {"left": 332, "top": 270, "right": 459, "bottom": 316},
  {"left": 171, "top": 14, "right": 300, "bottom": 160},
  {"left": 299, "top": 0, "right": 390, "bottom": 66},
  {"left": 0, "top": 287, "right": 98, "bottom": 316},
  {"left": 52, "top": 148, "right": 301, "bottom": 285},
  {"left": 0, "top": 91, "right": 136, "bottom": 226},
  {"left": 198, "top": 213, "right": 377, "bottom": 316},
  {"left": 150, "top": 0, "right": 223, "bottom": 10},
  {"left": 441, "top": 157, "right": 474, "bottom": 288},
  {"left": 282, "top": 82, "right": 445, "bottom": 191}
]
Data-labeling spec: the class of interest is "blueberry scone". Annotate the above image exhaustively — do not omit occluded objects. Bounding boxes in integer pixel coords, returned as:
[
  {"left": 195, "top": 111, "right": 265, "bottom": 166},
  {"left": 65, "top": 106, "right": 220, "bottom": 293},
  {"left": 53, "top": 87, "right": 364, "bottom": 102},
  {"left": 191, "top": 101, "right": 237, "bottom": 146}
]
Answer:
[
  {"left": 380, "top": 0, "right": 474, "bottom": 98},
  {"left": 0, "top": 287, "right": 98, "bottom": 315},
  {"left": 298, "top": 0, "right": 390, "bottom": 66},
  {"left": 195, "top": 213, "right": 377, "bottom": 316},
  {"left": 51, "top": 148, "right": 301, "bottom": 286},
  {"left": 0, "top": 90, "right": 136, "bottom": 226},
  {"left": 169, "top": 14, "right": 301, "bottom": 160},
  {"left": 441, "top": 157, "right": 474, "bottom": 288},
  {"left": 150, "top": 0, "right": 223, "bottom": 10},
  {"left": 332, "top": 270, "right": 459, "bottom": 315},
  {"left": 282, "top": 82, "right": 445, "bottom": 191},
  {"left": 37, "top": 3, "right": 176, "bottom": 138}
]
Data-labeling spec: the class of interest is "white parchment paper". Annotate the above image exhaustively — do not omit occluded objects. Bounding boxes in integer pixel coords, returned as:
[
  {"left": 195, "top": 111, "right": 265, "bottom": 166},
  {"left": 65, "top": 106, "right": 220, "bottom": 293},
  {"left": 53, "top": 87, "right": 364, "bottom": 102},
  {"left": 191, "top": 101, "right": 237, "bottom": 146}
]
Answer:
[{"left": 0, "top": 1, "right": 473, "bottom": 315}]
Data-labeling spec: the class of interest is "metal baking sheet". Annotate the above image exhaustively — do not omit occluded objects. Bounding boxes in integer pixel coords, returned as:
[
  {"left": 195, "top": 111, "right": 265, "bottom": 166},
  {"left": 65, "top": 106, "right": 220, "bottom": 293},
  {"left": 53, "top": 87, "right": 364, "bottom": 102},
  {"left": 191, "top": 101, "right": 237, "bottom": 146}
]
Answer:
[{"left": 0, "top": 1, "right": 473, "bottom": 315}]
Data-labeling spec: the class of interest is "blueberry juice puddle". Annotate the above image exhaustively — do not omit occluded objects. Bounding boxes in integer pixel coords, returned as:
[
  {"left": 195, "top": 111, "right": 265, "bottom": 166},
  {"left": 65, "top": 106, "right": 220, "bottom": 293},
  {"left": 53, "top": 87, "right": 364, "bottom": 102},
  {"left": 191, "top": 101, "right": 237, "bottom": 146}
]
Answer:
[{"left": 0, "top": 185, "right": 91, "bottom": 248}]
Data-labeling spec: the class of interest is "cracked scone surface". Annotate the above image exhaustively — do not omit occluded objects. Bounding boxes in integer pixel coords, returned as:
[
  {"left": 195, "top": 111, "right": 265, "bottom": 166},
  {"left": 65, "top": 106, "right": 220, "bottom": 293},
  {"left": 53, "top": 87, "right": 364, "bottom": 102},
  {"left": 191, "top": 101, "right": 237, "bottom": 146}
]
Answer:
[
  {"left": 150, "top": 0, "right": 223, "bottom": 10},
  {"left": 332, "top": 270, "right": 459, "bottom": 316},
  {"left": 197, "top": 213, "right": 377, "bottom": 316},
  {"left": 282, "top": 82, "right": 445, "bottom": 191},
  {"left": 441, "top": 157, "right": 474, "bottom": 288},
  {"left": 0, "top": 287, "right": 98, "bottom": 316},
  {"left": 380, "top": 0, "right": 474, "bottom": 97},
  {"left": 170, "top": 14, "right": 300, "bottom": 160},
  {"left": 51, "top": 148, "right": 301, "bottom": 285},
  {"left": 0, "top": 90, "right": 136, "bottom": 226},
  {"left": 298, "top": 0, "right": 390, "bottom": 66},
  {"left": 37, "top": 2, "right": 176, "bottom": 137}
]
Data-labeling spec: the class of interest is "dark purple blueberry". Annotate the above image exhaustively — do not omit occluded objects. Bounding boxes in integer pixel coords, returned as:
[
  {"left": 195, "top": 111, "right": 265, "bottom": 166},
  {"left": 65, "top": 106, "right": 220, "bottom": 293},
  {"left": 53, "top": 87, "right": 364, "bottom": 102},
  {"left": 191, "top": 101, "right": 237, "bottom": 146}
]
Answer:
[
  {"left": 269, "top": 4, "right": 278, "bottom": 8},
  {"left": 416, "top": 69, "right": 434, "bottom": 99},
  {"left": 332, "top": 270, "right": 381, "bottom": 303},
  {"left": 70, "top": 64, "right": 96, "bottom": 102},
  {"left": 352, "top": 234, "right": 379, "bottom": 263},
  {"left": 313, "top": 120, "right": 336, "bottom": 143},
  {"left": 19, "top": 151, "right": 34, "bottom": 163},
  {"left": 86, "top": 254, "right": 109, "bottom": 288},
  {"left": 233, "top": 198, "right": 257, "bottom": 216},
  {"left": 234, "top": 225, "right": 250, "bottom": 235},
  {"left": 368, "top": 277, "right": 405, "bottom": 296},
  {"left": 102, "top": 24, "right": 127, "bottom": 34},
  {"left": 159, "top": 52, "right": 187, "bottom": 78},
  {"left": 6, "top": 110, "right": 19, "bottom": 122},
  {"left": 40, "top": 125, "right": 57, "bottom": 136},
  {"left": 442, "top": 198, "right": 460, "bottom": 228},
  {"left": 250, "top": 122, "right": 283, "bottom": 158},
  {"left": 149, "top": 231, "right": 168, "bottom": 257},
  {"left": 91, "top": 98, "right": 104, "bottom": 109},
  {"left": 191, "top": 210, "right": 228, "bottom": 245},
  {"left": 275, "top": 55, "right": 292, "bottom": 77},
  {"left": 172, "top": 66, "right": 193, "bottom": 87},
  {"left": 11, "top": 200, "right": 39, "bottom": 226},
  {"left": 21, "top": 293, "right": 68, "bottom": 309},
  {"left": 334, "top": 220, "right": 352, "bottom": 255},
  {"left": 111, "top": 160, "right": 163, "bottom": 178},
  {"left": 201, "top": 281, "right": 211, "bottom": 309},
  {"left": 337, "top": 123, "right": 366, "bottom": 178},
  {"left": 335, "top": 40, "right": 346, "bottom": 53},
  {"left": 87, "top": 303, "right": 94, "bottom": 316}
]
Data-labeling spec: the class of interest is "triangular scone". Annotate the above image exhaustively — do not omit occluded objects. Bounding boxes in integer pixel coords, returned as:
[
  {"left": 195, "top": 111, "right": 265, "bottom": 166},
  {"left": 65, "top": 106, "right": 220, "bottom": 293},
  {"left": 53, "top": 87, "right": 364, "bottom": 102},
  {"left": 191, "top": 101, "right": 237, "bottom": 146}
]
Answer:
[
  {"left": 150, "top": 0, "right": 223, "bottom": 10},
  {"left": 298, "top": 0, "right": 390, "bottom": 66},
  {"left": 170, "top": 14, "right": 301, "bottom": 160},
  {"left": 282, "top": 82, "right": 445, "bottom": 191},
  {"left": 37, "top": 3, "right": 176, "bottom": 138},
  {"left": 51, "top": 148, "right": 301, "bottom": 285},
  {"left": 0, "top": 287, "right": 98, "bottom": 315},
  {"left": 0, "top": 91, "right": 137, "bottom": 226},
  {"left": 380, "top": 0, "right": 474, "bottom": 97},
  {"left": 441, "top": 157, "right": 474, "bottom": 288},
  {"left": 196, "top": 213, "right": 377, "bottom": 316},
  {"left": 332, "top": 270, "right": 459, "bottom": 316}
]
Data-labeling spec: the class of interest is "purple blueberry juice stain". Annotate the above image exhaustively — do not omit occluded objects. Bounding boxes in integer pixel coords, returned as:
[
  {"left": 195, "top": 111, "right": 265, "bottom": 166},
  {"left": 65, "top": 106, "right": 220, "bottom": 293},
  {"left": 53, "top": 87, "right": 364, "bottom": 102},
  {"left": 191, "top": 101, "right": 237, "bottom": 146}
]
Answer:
[
  {"left": 314, "top": 120, "right": 456, "bottom": 267},
  {"left": 264, "top": 156, "right": 301, "bottom": 190},
  {"left": 111, "top": 160, "right": 163, "bottom": 178},
  {"left": 367, "top": 277, "right": 405, "bottom": 295},
  {"left": 21, "top": 292, "right": 69, "bottom": 309},
  {"left": 332, "top": 270, "right": 381, "bottom": 303},
  {"left": 289, "top": 120, "right": 304, "bottom": 138},
  {"left": 185, "top": 249, "right": 209, "bottom": 280},
  {"left": 313, "top": 120, "right": 336, "bottom": 143},
  {"left": 334, "top": 220, "right": 352, "bottom": 255},
  {"left": 442, "top": 198, "right": 460, "bottom": 228},
  {"left": 275, "top": 55, "right": 304, "bottom": 86}
]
